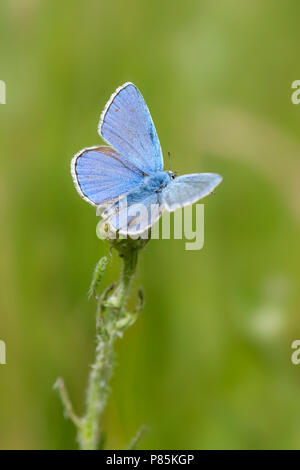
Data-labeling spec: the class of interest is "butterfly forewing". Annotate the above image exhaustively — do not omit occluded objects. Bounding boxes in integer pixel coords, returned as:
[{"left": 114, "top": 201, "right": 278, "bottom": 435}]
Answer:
[
  {"left": 98, "top": 83, "right": 164, "bottom": 175},
  {"left": 161, "top": 173, "right": 222, "bottom": 211}
]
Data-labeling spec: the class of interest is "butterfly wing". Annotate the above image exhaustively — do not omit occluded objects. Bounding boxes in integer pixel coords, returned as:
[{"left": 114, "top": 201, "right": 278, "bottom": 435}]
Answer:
[
  {"left": 71, "top": 146, "right": 143, "bottom": 206},
  {"left": 160, "top": 173, "right": 222, "bottom": 211},
  {"left": 105, "top": 192, "right": 161, "bottom": 236},
  {"left": 98, "top": 82, "right": 164, "bottom": 175}
]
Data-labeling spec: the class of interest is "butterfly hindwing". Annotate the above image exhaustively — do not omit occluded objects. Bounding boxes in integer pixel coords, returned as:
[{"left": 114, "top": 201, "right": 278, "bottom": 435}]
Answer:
[
  {"left": 71, "top": 146, "right": 143, "bottom": 206},
  {"left": 107, "top": 193, "right": 161, "bottom": 235},
  {"left": 98, "top": 82, "right": 164, "bottom": 175}
]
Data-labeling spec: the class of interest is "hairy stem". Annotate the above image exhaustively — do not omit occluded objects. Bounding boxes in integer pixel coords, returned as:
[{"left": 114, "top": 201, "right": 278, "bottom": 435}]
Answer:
[
  {"left": 78, "top": 245, "right": 139, "bottom": 450},
  {"left": 55, "top": 237, "right": 148, "bottom": 450}
]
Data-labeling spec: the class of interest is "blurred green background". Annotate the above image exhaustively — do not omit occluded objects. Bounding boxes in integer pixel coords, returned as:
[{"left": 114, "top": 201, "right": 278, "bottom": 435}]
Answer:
[{"left": 1, "top": 0, "right": 300, "bottom": 450}]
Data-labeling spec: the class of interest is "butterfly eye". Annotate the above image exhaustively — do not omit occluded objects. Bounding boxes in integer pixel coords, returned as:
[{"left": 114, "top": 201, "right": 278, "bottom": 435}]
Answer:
[{"left": 171, "top": 172, "right": 177, "bottom": 180}]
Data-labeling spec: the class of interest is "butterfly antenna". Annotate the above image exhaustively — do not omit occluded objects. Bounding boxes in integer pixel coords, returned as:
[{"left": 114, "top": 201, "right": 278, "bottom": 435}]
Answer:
[{"left": 168, "top": 151, "right": 171, "bottom": 170}]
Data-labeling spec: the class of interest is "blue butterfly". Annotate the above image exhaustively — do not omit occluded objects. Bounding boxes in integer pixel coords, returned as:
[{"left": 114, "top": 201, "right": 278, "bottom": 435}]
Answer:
[{"left": 71, "top": 82, "right": 222, "bottom": 235}]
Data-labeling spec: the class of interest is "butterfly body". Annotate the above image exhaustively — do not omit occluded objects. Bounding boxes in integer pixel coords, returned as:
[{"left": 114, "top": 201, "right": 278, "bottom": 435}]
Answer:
[
  {"left": 71, "top": 82, "right": 222, "bottom": 234},
  {"left": 141, "top": 171, "right": 173, "bottom": 193},
  {"left": 101, "top": 171, "right": 171, "bottom": 219}
]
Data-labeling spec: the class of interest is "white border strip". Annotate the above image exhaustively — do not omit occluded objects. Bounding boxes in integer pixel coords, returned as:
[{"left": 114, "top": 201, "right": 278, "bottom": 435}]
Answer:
[{"left": 70, "top": 145, "right": 110, "bottom": 207}]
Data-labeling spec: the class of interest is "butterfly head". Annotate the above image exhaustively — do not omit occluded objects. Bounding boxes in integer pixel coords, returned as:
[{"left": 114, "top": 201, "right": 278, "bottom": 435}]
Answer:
[{"left": 167, "top": 170, "right": 177, "bottom": 180}]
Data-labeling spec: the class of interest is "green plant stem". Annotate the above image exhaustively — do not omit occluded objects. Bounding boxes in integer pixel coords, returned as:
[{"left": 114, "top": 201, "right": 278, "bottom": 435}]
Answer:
[
  {"left": 55, "top": 238, "right": 148, "bottom": 450},
  {"left": 126, "top": 424, "right": 148, "bottom": 450},
  {"left": 78, "top": 245, "right": 139, "bottom": 450},
  {"left": 53, "top": 377, "right": 81, "bottom": 427}
]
